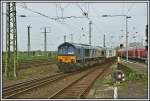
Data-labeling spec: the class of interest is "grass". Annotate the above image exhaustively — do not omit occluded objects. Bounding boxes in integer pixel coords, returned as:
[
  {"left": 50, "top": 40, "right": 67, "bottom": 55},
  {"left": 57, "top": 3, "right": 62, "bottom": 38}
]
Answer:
[
  {"left": 125, "top": 70, "right": 147, "bottom": 81},
  {"left": 124, "top": 68, "right": 148, "bottom": 88},
  {"left": 3, "top": 64, "right": 59, "bottom": 81},
  {"left": 94, "top": 63, "right": 147, "bottom": 88},
  {"left": 91, "top": 63, "right": 148, "bottom": 99},
  {"left": 17, "top": 55, "right": 55, "bottom": 62},
  {"left": 2, "top": 52, "right": 58, "bottom": 80},
  {"left": 118, "top": 63, "right": 147, "bottom": 81},
  {"left": 2, "top": 52, "right": 58, "bottom": 62}
]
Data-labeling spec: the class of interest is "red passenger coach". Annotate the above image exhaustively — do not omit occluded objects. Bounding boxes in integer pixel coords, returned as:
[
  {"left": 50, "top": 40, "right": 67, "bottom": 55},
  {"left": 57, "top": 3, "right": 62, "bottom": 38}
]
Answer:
[{"left": 117, "top": 47, "right": 147, "bottom": 61}]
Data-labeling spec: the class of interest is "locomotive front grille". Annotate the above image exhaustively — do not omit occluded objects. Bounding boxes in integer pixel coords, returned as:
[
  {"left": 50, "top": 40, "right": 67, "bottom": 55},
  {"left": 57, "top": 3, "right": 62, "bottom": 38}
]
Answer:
[{"left": 58, "top": 55, "right": 76, "bottom": 63}]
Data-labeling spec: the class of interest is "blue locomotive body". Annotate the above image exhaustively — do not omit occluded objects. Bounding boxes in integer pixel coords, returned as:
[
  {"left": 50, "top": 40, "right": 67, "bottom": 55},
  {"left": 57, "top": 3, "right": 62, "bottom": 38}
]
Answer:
[{"left": 57, "top": 42, "right": 106, "bottom": 72}]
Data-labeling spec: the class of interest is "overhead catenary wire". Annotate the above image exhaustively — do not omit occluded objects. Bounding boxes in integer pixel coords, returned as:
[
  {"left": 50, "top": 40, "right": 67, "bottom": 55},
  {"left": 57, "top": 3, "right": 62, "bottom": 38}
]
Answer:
[
  {"left": 121, "top": 3, "right": 124, "bottom": 33},
  {"left": 87, "top": 3, "right": 90, "bottom": 17},
  {"left": 90, "top": 5, "right": 108, "bottom": 33},
  {"left": 76, "top": 4, "right": 86, "bottom": 14},
  {"left": 55, "top": 3, "right": 58, "bottom": 18},
  {"left": 19, "top": 4, "right": 87, "bottom": 20},
  {"left": 2, "top": 12, "right": 41, "bottom": 18},
  {"left": 91, "top": 5, "right": 122, "bottom": 47},
  {"left": 126, "top": 3, "right": 134, "bottom": 14},
  {"left": 19, "top": 4, "right": 86, "bottom": 33},
  {"left": 76, "top": 3, "right": 89, "bottom": 20},
  {"left": 55, "top": 3, "right": 70, "bottom": 18},
  {"left": 59, "top": 4, "right": 64, "bottom": 18},
  {"left": 19, "top": 3, "right": 89, "bottom": 37}
]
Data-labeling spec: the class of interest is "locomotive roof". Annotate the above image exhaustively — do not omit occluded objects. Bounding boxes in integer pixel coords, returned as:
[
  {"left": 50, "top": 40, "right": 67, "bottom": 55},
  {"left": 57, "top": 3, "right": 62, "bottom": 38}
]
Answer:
[{"left": 58, "top": 42, "right": 97, "bottom": 49}]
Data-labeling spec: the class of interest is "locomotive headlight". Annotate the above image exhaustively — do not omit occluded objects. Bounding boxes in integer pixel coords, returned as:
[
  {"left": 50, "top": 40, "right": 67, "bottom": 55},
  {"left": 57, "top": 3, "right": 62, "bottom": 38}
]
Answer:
[
  {"left": 71, "top": 59, "right": 75, "bottom": 63},
  {"left": 117, "top": 74, "right": 122, "bottom": 79},
  {"left": 59, "top": 59, "right": 62, "bottom": 62},
  {"left": 122, "top": 78, "right": 125, "bottom": 81}
]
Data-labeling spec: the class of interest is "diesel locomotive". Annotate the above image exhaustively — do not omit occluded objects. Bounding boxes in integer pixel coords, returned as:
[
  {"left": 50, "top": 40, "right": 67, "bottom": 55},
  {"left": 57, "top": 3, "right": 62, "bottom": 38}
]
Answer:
[{"left": 57, "top": 42, "right": 112, "bottom": 73}]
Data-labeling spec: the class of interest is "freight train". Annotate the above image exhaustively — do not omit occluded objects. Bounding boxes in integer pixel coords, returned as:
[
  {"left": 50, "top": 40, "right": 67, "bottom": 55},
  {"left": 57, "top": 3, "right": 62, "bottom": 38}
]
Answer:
[
  {"left": 57, "top": 42, "right": 116, "bottom": 73},
  {"left": 117, "top": 47, "right": 147, "bottom": 62}
]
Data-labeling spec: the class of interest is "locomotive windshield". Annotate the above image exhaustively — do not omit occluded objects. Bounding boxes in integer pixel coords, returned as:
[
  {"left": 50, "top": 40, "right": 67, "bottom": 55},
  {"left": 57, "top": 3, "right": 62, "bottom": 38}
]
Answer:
[{"left": 59, "top": 46, "right": 75, "bottom": 55}]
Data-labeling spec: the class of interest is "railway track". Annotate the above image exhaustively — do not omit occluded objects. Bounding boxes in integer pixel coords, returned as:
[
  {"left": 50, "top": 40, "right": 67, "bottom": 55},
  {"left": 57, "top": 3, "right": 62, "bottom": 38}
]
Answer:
[
  {"left": 48, "top": 62, "right": 114, "bottom": 99},
  {"left": 121, "top": 57, "right": 146, "bottom": 64},
  {"left": 2, "top": 60, "right": 56, "bottom": 71},
  {"left": 3, "top": 60, "right": 115, "bottom": 99},
  {"left": 2, "top": 67, "right": 97, "bottom": 99},
  {"left": 18, "top": 61, "right": 54, "bottom": 69},
  {"left": 2, "top": 73, "right": 67, "bottom": 99}
]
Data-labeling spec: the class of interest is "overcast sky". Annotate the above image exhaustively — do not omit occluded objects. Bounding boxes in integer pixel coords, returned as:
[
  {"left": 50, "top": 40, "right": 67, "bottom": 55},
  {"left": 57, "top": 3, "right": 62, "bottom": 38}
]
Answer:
[{"left": 2, "top": 2, "right": 148, "bottom": 51}]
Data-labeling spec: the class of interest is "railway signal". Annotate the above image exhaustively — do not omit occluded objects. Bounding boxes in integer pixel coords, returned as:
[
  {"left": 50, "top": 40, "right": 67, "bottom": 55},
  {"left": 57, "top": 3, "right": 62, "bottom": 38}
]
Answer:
[
  {"left": 120, "top": 44, "right": 123, "bottom": 48},
  {"left": 112, "top": 69, "right": 125, "bottom": 99},
  {"left": 112, "top": 70, "right": 125, "bottom": 83}
]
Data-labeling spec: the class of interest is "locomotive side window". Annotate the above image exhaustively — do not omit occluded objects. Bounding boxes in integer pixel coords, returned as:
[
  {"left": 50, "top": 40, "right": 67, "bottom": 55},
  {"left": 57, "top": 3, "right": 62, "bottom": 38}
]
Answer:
[
  {"left": 102, "top": 51, "right": 105, "bottom": 56},
  {"left": 85, "top": 49, "right": 90, "bottom": 56},
  {"left": 77, "top": 49, "right": 80, "bottom": 54},
  {"left": 109, "top": 50, "right": 112, "bottom": 56}
]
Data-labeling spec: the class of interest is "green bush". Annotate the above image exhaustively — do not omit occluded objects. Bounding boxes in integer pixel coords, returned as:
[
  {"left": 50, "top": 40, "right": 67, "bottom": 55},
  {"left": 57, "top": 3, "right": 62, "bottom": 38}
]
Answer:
[{"left": 125, "top": 69, "right": 146, "bottom": 81}]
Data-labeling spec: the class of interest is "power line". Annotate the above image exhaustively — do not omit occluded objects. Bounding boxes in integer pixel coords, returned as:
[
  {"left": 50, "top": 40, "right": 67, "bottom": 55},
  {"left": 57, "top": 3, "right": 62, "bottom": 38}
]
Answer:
[
  {"left": 55, "top": 3, "right": 70, "bottom": 18},
  {"left": 63, "top": 3, "right": 70, "bottom": 9},
  {"left": 126, "top": 3, "right": 134, "bottom": 14},
  {"left": 122, "top": 2, "right": 125, "bottom": 15},
  {"left": 90, "top": 5, "right": 108, "bottom": 34},
  {"left": 76, "top": 4, "right": 86, "bottom": 14},
  {"left": 76, "top": 3, "right": 89, "bottom": 20},
  {"left": 121, "top": 3, "right": 125, "bottom": 33},
  {"left": 91, "top": 5, "right": 108, "bottom": 27},
  {"left": 55, "top": 4, "right": 58, "bottom": 18},
  {"left": 20, "top": 6, "right": 58, "bottom": 20},
  {"left": 2, "top": 12, "right": 27, "bottom": 17},
  {"left": 20, "top": 4, "right": 87, "bottom": 20},
  {"left": 19, "top": 4, "right": 89, "bottom": 37},
  {"left": 87, "top": 3, "right": 90, "bottom": 16},
  {"left": 19, "top": 4, "right": 88, "bottom": 33},
  {"left": 59, "top": 4, "right": 64, "bottom": 18},
  {"left": 18, "top": 3, "right": 94, "bottom": 44}
]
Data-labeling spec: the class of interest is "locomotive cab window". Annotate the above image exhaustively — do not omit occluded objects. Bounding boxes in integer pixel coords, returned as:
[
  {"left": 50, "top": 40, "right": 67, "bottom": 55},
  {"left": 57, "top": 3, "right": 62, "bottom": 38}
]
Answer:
[
  {"left": 68, "top": 47, "right": 74, "bottom": 54},
  {"left": 102, "top": 51, "right": 105, "bottom": 56},
  {"left": 85, "top": 49, "right": 90, "bottom": 56},
  {"left": 58, "top": 46, "right": 75, "bottom": 55}
]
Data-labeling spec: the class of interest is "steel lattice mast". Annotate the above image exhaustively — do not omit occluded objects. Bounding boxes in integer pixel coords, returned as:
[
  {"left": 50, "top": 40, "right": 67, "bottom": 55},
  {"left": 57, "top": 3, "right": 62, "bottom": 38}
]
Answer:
[{"left": 5, "top": 2, "right": 17, "bottom": 78}]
